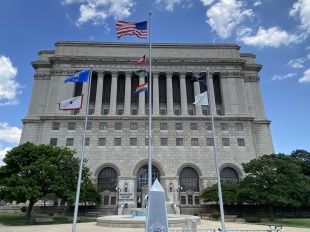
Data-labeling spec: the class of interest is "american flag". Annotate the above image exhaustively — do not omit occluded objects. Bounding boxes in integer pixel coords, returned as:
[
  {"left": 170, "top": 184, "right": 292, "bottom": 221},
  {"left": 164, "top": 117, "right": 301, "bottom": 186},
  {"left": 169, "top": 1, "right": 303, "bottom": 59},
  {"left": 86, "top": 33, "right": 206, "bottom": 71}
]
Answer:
[
  {"left": 134, "top": 54, "right": 146, "bottom": 65},
  {"left": 116, "top": 20, "right": 147, "bottom": 39}
]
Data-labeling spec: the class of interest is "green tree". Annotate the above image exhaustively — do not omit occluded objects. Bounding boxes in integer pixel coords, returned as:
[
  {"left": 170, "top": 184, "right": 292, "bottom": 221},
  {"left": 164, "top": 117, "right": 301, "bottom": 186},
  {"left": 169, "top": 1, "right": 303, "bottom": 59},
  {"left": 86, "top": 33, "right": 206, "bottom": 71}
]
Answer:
[
  {"left": 200, "top": 183, "right": 240, "bottom": 204},
  {"left": 236, "top": 154, "right": 310, "bottom": 220},
  {"left": 291, "top": 149, "right": 310, "bottom": 176},
  {"left": 0, "top": 142, "right": 101, "bottom": 219}
]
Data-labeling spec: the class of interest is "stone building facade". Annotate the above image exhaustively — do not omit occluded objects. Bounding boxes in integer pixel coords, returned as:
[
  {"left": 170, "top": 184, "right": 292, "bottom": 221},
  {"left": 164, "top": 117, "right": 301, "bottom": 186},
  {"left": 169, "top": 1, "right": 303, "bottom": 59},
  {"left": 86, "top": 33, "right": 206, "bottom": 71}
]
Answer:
[{"left": 20, "top": 41, "right": 274, "bottom": 213}]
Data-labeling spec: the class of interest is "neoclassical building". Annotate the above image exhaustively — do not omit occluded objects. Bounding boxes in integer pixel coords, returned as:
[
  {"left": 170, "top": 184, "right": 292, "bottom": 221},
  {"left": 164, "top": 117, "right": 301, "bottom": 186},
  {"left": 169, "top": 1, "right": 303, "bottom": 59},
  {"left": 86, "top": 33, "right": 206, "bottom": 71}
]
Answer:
[{"left": 20, "top": 41, "right": 274, "bottom": 213}]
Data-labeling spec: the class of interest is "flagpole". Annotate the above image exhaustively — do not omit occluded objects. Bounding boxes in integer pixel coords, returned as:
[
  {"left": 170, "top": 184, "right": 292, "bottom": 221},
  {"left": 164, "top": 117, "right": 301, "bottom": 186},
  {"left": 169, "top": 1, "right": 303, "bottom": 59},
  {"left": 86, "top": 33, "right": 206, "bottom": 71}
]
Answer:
[
  {"left": 72, "top": 66, "right": 93, "bottom": 232},
  {"left": 206, "top": 68, "right": 226, "bottom": 230},
  {"left": 147, "top": 11, "right": 152, "bottom": 199}
]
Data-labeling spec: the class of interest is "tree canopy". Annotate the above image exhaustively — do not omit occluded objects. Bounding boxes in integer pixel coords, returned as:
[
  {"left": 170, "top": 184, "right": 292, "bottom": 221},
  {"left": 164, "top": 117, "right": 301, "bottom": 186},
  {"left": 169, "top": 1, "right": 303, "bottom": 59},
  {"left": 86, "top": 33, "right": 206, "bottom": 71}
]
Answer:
[
  {"left": 200, "top": 183, "right": 240, "bottom": 204},
  {"left": 291, "top": 149, "right": 310, "bottom": 176},
  {"left": 0, "top": 142, "right": 102, "bottom": 218},
  {"left": 236, "top": 153, "right": 310, "bottom": 220}
]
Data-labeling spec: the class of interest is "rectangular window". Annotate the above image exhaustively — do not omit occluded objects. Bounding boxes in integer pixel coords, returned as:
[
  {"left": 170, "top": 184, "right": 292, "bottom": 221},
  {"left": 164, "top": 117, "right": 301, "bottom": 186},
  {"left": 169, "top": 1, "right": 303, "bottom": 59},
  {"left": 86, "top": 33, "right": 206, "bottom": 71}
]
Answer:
[
  {"left": 87, "top": 122, "right": 91, "bottom": 130},
  {"left": 99, "top": 122, "right": 107, "bottom": 130},
  {"left": 89, "top": 109, "right": 94, "bottom": 115},
  {"left": 160, "top": 138, "right": 168, "bottom": 146},
  {"left": 115, "top": 122, "right": 122, "bottom": 130},
  {"left": 145, "top": 123, "right": 149, "bottom": 130},
  {"left": 66, "top": 138, "right": 74, "bottom": 146},
  {"left": 237, "top": 138, "right": 245, "bottom": 146},
  {"left": 194, "top": 196, "right": 200, "bottom": 204},
  {"left": 217, "top": 110, "right": 222, "bottom": 115},
  {"left": 98, "top": 138, "right": 106, "bottom": 146},
  {"left": 222, "top": 138, "right": 230, "bottom": 146},
  {"left": 175, "top": 123, "right": 182, "bottom": 130},
  {"left": 85, "top": 138, "right": 90, "bottom": 146},
  {"left": 130, "top": 123, "right": 137, "bottom": 130},
  {"left": 132, "top": 109, "right": 137, "bottom": 115},
  {"left": 188, "top": 195, "right": 193, "bottom": 204},
  {"left": 190, "top": 123, "right": 197, "bottom": 130},
  {"left": 52, "top": 122, "right": 60, "bottom": 130},
  {"left": 117, "top": 109, "right": 123, "bottom": 115},
  {"left": 206, "top": 123, "right": 212, "bottom": 131},
  {"left": 188, "top": 110, "right": 194, "bottom": 116},
  {"left": 181, "top": 195, "right": 186, "bottom": 204},
  {"left": 103, "top": 109, "right": 109, "bottom": 115},
  {"left": 160, "top": 110, "right": 166, "bottom": 115},
  {"left": 110, "top": 196, "right": 116, "bottom": 205},
  {"left": 202, "top": 110, "right": 208, "bottom": 116},
  {"left": 176, "top": 138, "right": 183, "bottom": 146},
  {"left": 73, "top": 110, "right": 79, "bottom": 115},
  {"left": 114, "top": 138, "right": 121, "bottom": 146},
  {"left": 191, "top": 138, "right": 198, "bottom": 146},
  {"left": 220, "top": 123, "right": 227, "bottom": 130},
  {"left": 174, "top": 110, "right": 180, "bottom": 115},
  {"left": 160, "top": 123, "right": 167, "bottom": 130},
  {"left": 50, "top": 138, "right": 58, "bottom": 146},
  {"left": 235, "top": 123, "right": 243, "bottom": 131},
  {"left": 207, "top": 138, "right": 214, "bottom": 146},
  {"left": 130, "top": 138, "right": 137, "bottom": 146},
  {"left": 145, "top": 137, "right": 149, "bottom": 146},
  {"left": 68, "top": 122, "right": 76, "bottom": 130}
]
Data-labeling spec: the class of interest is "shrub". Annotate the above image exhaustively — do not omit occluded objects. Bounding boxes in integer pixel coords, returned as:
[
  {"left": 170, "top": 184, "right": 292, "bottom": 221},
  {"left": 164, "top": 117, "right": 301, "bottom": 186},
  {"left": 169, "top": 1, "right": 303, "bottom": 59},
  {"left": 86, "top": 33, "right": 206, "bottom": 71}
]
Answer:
[
  {"left": 244, "top": 217, "right": 262, "bottom": 223},
  {"left": 20, "top": 206, "right": 27, "bottom": 213},
  {"left": 211, "top": 211, "right": 220, "bottom": 220}
]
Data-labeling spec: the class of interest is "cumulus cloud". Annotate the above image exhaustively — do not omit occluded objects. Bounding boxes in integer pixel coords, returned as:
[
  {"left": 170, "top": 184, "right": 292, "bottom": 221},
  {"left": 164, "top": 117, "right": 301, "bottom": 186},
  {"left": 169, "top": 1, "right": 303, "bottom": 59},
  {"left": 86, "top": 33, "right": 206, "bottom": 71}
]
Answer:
[
  {"left": 0, "top": 56, "right": 21, "bottom": 106},
  {"left": 0, "top": 145, "right": 12, "bottom": 166},
  {"left": 200, "top": 0, "right": 216, "bottom": 6},
  {"left": 287, "top": 58, "right": 305, "bottom": 68},
  {"left": 253, "top": 1, "right": 262, "bottom": 7},
  {"left": 290, "top": 0, "right": 310, "bottom": 34},
  {"left": 155, "top": 0, "right": 182, "bottom": 11},
  {"left": 0, "top": 122, "right": 22, "bottom": 144},
  {"left": 271, "top": 73, "right": 296, "bottom": 81},
  {"left": 62, "top": 0, "right": 135, "bottom": 26},
  {"left": 206, "top": 0, "right": 254, "bottom": 39},
  {"left": 298, "top": 68, "right": 310, "bottom": 83},
  {"left": 238, "top": 26, "right": 301, "bottom": 48}
]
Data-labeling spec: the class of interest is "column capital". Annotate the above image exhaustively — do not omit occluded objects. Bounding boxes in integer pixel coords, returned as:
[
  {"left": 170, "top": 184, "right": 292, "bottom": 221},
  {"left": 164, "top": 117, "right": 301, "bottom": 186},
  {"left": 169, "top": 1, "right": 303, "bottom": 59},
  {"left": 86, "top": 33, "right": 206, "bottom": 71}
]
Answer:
[
  {"left": 166, "top": 71, "right": 173, "bottom": 78},
  {"left": 153, "top": 72, "right": 159, "bottom": 78},
  {"left": 179, "top": 72, "right": 186, "bottom": 78},
  {"left": 125, "top": 71, "right": 132, "bottom": 78},
  {"left": 111, "top": 71, "right": 118, "bottom": 77},
  {"left": 97, "top": 70, "right": 105, "bottom": 76}
]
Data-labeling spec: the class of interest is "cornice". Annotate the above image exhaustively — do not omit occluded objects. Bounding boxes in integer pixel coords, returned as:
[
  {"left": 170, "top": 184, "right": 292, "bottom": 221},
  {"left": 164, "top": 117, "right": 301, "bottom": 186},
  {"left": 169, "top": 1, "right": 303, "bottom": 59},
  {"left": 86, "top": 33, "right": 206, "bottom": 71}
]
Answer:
[
  {"left": 220, "top": 71, "right": 244, "bottom": 78},
  {"left": 34, "top": 73, "right": 51, "bottom": 80},
  {"left": 244, "top": 76, "right": 260, "bottom": 82}
]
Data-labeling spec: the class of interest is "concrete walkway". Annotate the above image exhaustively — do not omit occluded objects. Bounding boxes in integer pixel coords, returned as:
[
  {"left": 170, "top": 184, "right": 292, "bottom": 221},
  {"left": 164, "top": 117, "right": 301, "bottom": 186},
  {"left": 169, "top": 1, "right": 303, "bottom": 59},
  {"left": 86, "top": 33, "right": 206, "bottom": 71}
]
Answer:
[{"left": 0, "top": 220, "right": 309, "bottom": 232}]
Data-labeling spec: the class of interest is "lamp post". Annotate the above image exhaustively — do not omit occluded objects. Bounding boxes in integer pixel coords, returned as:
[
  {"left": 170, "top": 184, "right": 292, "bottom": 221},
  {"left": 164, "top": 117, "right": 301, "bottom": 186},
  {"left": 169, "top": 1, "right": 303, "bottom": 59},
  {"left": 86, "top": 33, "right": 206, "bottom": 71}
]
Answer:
[
  {"left": 115, "top": 187, "right": 121, "bottom": 215},
  {"left": 178, "top": 185, "right": 183, "bottom": 214}
]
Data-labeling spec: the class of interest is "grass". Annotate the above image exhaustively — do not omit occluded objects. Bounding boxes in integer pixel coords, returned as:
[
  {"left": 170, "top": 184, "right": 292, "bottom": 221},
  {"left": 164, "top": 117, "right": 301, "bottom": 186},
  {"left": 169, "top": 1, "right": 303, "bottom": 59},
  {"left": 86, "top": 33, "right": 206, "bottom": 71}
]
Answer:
[
  {"left": 258, "top": 218, "right": 310, "bottom": 228},
  {"left": 0, "top": 213, "right": 96, "bottom": 226}
]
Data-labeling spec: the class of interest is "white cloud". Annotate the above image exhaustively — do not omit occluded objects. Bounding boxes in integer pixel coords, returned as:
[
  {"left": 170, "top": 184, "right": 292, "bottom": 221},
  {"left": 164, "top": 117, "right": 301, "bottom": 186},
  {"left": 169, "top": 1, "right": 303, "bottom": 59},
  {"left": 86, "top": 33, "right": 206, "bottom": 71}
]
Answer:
[
  {"left": 298, "top": 68, "right": 310, "bottom": 83},
  {"left": 62, "top": 0, "right": 135, "bottom": 26},
  {"left": 238, "top": 26, "right": 301, "bottom": 48},
  {"left": 200, "top": 0, "right": 215, "bottom": 6},
  {"left": 290, "top": 0, "right": 310, "bottom": 34},
  {"left": 0, "top": 145, "right": 12, "bottom": 166},
  {"left": 271, "top": 73, "right": 296, "bottom": 81},
  {"left": 0, "top": 122, "right": 22, "bottom": 144},
  {"left": 206, "top": 0, "right": 254, "bottom": 39},
  {"left": 287, "top": 58, "right": 305, "bottom": 68},
  {"left": 237, "top": 26, "right": 253, "bottom": 37},
  {"left": 0, "top": 56, "right": 21, "bottom": 106},
  {"left": 155, "top": 0, "right": 196, "bottom": 12},
  {"left": 253, "top": 1, "right": 262, "bottom": 7}
]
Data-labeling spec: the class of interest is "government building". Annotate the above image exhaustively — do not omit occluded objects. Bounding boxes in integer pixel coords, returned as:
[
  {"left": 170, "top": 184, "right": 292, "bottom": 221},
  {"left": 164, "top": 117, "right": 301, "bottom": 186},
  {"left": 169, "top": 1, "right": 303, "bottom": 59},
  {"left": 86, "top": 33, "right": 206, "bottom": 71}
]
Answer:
[{"left": 20, "top": 41, "right": 274, "bottom": 214}]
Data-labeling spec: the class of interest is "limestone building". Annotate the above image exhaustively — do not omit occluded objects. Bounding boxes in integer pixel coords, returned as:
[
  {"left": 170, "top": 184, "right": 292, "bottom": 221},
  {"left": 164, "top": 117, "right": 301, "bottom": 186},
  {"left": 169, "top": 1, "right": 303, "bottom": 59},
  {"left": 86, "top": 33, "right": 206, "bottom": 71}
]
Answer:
[{"left": 20, "top": 41, "right": 274, "bottom": 213}]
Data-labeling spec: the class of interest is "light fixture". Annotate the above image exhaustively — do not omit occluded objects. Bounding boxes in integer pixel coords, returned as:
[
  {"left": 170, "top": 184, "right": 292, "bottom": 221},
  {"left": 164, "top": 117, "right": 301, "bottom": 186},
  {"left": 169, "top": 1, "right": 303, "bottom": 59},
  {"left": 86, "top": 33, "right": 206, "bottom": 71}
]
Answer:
[
  {"left": 170, "top": 183, "right": 173, "bottom": 192},
  {"left": 125, "top": 183, "right": 128, "bottom": 192}
]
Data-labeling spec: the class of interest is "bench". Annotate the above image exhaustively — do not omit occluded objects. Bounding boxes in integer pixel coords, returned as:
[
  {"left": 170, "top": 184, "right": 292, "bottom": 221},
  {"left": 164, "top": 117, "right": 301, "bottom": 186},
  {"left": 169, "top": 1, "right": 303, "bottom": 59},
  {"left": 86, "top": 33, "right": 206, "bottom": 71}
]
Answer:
[
  {"left": 200, "top": 213, "right": 211, "bottom": 220},
  {"left": 86, "top": 212, "right": 101, "bottom": 218},
  {"left": 66, "top": 216, "right": 82, "bottom": 223},
  {"left": 33, "top": 217, "right": 55, "bottom": 224}
]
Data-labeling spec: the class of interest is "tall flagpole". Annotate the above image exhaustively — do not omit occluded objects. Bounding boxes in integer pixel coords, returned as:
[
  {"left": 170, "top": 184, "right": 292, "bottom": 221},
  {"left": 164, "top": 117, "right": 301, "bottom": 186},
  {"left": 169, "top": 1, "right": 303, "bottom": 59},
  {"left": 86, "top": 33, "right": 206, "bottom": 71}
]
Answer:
[
  {"left": 147, "top": 11, "right": 152, "bottom": 199},
  {"left": 206, "top": 68, "right": 226, "bottom": 230},
  {"left": 72, "top": 66, "right": 93, "bottom": 232}
]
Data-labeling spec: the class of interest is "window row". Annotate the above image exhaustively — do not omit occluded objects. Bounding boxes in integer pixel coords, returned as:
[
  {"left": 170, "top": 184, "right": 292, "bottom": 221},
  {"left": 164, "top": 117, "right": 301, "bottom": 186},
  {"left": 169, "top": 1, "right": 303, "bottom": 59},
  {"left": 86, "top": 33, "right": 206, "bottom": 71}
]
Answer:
[
  {"left": 52, "top": 122, "right": 244, "bottom": 131},
  {"left": 50, "top": 137, "right": 246, "bottom": 147}
]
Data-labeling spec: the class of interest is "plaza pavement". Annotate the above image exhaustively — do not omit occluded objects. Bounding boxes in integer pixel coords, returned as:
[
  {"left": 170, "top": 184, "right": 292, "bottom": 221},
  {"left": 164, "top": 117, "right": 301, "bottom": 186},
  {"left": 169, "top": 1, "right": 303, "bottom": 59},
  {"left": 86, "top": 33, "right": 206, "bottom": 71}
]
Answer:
[{"left": 0, "top": 220, "right": 309, "bottom": 232}]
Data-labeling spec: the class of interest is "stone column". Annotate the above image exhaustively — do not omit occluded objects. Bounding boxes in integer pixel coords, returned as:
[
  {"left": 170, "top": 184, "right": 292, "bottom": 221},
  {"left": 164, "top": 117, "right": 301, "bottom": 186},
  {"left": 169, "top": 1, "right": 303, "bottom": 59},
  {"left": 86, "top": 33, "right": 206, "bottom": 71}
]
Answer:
[
  {"left": 80, "top": 79, "right": 89, "bottom": 115},
  {"left": 166, "top": 72, "right": 174, "bottom": 115},
  {"left": 152, "top": 72, "right": 159, "bottom": 115},
  {"left": 124, "top": 71, "right": 132, "bottom": 115},
  {"left": 179, "top": 72, "right": 188, "bottom": 116},
  {"left": 109, "top": 71, "right": 118, "bottom": 115},
  {"left": 208, "top": 74, "right": 217, "bottom": 115},
  {"left": 94, "top": 71, "right": 104, "bottom": 115},
  {"left": 138, "top": 75, "right": 146, "bottom": 115},
  {"left": 193, "top": 73, "right": 202, "bottom": 115}
]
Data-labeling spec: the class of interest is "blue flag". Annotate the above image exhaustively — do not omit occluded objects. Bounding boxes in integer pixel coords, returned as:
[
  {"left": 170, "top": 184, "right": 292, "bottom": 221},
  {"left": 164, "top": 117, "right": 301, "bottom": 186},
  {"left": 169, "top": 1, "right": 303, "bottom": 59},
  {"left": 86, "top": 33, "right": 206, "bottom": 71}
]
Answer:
[{"left": 64, "top": 70, "right": 90, "bottom": 83}]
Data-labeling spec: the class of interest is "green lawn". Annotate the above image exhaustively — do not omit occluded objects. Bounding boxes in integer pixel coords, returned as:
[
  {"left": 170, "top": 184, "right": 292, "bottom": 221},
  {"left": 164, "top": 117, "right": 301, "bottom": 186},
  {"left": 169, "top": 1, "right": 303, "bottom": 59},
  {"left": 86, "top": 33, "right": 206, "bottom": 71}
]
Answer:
[
  {"left": 257, "top": 218, "right": 310, "bottom": 228},
  {"left": 0, "top": 213, "right": 96, "bottom": 226}
]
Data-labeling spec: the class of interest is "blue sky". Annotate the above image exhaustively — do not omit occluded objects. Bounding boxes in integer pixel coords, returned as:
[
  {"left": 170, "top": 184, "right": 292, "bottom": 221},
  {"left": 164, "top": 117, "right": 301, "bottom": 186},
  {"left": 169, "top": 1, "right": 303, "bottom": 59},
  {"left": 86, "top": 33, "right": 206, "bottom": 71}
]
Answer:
[{"left": 0, "top": 0, "right": 309, "bottom": 166}]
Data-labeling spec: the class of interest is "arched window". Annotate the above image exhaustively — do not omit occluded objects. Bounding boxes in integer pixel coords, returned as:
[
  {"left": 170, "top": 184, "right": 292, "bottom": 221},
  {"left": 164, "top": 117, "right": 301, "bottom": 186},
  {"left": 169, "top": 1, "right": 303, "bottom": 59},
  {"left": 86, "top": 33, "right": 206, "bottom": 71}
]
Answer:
[
  {"left": 179, "top": 167, "right": 199, "bottom": 192},
  {"left": 220, "top": 167, "right": 239, "bottom": 183},
  {"left": 97, "top": 167, "right": 118, "bottom": 192},
  {"left": 137, "top": 165, "right": 160, "bottom": 192}
]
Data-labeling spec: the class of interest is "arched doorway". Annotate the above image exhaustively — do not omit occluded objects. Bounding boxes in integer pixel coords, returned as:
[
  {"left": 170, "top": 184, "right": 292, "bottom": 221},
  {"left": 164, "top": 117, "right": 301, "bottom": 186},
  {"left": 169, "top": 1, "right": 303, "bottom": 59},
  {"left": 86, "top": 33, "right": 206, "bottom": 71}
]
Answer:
[
  {"left": 179, "top": 167, "right": 200, "bottom": 205},
  {"left": 136, "top": 165, "right": 160, "bottom": 208},
  {"left": 97, "top": 167, "right": 118, "bottom": 205},
  {"left": 220, "top": 167, "right": 239, "bottom": 183}
]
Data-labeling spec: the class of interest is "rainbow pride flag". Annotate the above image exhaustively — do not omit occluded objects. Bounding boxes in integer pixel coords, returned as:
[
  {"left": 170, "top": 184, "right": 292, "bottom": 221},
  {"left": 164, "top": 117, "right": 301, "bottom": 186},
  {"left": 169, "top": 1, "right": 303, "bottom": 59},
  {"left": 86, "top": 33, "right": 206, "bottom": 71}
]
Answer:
[{"left": 134, "top": 83, "right": 148, "bottom": 94}]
